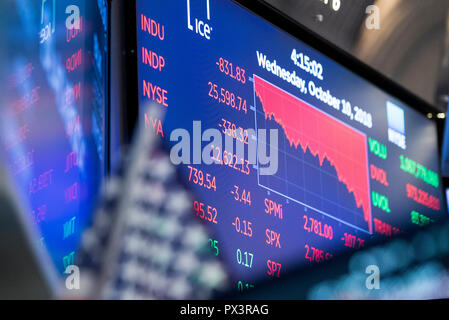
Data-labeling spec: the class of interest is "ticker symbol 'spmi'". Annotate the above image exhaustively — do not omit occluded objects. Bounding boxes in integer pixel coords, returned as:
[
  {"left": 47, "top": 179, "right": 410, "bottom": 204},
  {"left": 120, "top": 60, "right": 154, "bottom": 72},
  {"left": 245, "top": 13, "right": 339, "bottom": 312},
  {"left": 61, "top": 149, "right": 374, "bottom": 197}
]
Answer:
[{"left": 187, "top": 0, "right": 213, "bottom": 40}]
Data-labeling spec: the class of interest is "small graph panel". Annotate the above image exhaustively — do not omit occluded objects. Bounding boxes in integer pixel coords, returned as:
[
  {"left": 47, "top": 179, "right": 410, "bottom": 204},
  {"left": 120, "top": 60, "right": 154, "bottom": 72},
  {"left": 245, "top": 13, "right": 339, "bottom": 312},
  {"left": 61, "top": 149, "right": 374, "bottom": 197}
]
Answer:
[{"left": 254, "top": 75, "right": 372, "bottom": 233}]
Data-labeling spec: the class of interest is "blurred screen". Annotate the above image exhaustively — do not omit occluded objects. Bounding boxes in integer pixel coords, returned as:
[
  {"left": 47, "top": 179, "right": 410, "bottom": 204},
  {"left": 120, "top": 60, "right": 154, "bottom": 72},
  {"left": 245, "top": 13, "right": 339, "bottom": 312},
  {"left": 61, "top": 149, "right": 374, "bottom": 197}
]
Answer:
[
  {"left": 136, "top": 0, "right": 447, "bottom": 290},
  {"left": 0, "top": 0, "right": 108, "bottom": 274}
]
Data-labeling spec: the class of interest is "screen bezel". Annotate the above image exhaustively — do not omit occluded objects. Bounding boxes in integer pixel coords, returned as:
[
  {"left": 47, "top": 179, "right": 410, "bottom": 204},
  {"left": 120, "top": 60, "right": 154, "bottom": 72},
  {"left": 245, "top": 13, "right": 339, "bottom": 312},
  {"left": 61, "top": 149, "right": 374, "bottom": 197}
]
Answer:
[{"left": 125, "top": 0, "right": 448, "bottom": 291}]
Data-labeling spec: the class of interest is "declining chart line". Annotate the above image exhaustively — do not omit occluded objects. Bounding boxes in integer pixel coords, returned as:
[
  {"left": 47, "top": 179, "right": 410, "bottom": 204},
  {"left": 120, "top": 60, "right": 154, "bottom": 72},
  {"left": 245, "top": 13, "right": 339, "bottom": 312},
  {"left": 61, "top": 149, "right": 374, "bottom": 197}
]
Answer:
[{"left": 253, "top": 75, "right": 372, "bottom": 233}]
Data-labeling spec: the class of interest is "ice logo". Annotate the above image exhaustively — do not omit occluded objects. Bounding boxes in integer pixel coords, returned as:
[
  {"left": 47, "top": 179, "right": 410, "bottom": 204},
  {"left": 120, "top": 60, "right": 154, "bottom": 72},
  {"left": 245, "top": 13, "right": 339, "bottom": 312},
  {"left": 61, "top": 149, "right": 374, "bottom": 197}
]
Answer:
[{"left": 386, "top": 101, "right": 406, "bottom": 150}]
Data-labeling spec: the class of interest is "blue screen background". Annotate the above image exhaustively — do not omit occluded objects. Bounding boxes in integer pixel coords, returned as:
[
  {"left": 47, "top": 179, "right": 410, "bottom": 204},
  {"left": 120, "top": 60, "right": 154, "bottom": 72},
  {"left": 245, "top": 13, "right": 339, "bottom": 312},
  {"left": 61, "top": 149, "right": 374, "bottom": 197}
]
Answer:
[{"left": 136, "top": 0, "right": 447, "bottom": 286}]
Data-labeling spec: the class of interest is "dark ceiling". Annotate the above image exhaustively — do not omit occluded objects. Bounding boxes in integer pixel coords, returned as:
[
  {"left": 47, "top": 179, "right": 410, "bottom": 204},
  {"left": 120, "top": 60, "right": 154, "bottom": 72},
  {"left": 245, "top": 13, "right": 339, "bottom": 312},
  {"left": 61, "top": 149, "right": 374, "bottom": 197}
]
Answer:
[{"left": 264, "top": 0, "right": 449, "bottom": 111}]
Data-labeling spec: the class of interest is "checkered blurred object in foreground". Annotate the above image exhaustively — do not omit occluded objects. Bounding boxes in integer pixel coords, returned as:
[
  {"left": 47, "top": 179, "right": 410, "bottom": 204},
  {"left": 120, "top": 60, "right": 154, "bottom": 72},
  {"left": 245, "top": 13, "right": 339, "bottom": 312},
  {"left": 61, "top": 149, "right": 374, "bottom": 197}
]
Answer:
[{"left": 76, "top": 109, "right": 229, "bottom": 299}]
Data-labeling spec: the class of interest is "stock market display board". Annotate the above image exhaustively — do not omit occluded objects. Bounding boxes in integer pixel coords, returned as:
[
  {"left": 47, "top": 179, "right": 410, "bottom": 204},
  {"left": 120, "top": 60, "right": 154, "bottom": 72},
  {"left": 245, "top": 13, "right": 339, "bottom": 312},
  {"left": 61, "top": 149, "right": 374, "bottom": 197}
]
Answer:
[
  {"left": 137, "top": 0, "right": 447, "bottom": 291},
  {"left": 0, "top": 0, "right": 108, "bottom": 274}
]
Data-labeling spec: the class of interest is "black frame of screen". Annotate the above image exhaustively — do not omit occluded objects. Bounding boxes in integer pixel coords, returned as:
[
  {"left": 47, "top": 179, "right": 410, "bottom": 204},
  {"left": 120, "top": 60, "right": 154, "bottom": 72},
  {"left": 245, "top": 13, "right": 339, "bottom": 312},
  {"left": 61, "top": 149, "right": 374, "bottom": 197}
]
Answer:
[{"left": 117, "top": 0, "right": 449, "bottom": 297}]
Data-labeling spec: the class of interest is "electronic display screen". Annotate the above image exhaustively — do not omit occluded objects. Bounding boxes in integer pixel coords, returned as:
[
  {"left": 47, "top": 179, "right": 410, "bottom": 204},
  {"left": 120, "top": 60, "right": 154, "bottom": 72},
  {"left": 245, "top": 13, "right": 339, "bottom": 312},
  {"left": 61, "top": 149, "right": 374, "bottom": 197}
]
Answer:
[
  {"left": 0, "top": 0, "right": 108, "bottom": 274},
  {"left": 136, "top": 0, "right": 447, "bottom": 289}
]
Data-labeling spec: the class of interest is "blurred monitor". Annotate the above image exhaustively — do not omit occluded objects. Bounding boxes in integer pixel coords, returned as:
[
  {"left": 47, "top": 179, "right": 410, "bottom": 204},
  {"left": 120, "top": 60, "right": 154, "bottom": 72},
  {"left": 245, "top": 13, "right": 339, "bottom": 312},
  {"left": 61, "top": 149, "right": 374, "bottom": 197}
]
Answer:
[
  {"left": 0, "top": 0, "right": 108, "bottom": 287},
  {"left": 441, "top": 101, "right": 449, "bottom": 176},
  {"left": 130, "top": 0, "right": 448, "bottom": 291}
]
